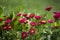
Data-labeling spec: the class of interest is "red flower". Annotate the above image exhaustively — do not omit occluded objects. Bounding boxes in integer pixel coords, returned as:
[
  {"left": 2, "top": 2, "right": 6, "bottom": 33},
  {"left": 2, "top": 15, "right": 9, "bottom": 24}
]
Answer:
[
  {"left": 7, "top": 25, "right": 12, "bottom": 29},
  {"left": 5, "top": 19, "right": 11, "bottom": 24},
  {"left": 2, "top": 26, "right": 7, "bottom": 30},
  {"left": 23, "top": 13, "right": 28, "bottom": 17},
  {"left": 53, "top": 11, "right": 60, "bottom": 19},
  {"left": 45, "top": 6, "right": 52, "bottom": 11},
  {"left": 48, "top": 19, "right": 54, "bottom": 23},
  {"left": 23, "top": 14, "right": 30, "bottom": 19},
  {"left": 2, "top": 25, "right": 7, "bottom": 30},
  {"left": 29, "top": 14, "right": 35, "bottom": 18},
  {"left": 19, "top": 18, "right": 28, "bottom": 24},
  {"left": 21, "top": 32, "right": 28, "bottom": 39},
  {"left": 35, "top": 15, "right": 42, "bottom": 20},
  {"left": 29, "top": 28, "right": 36, "bottom": 35},
  {"left": 0, "top": 18, "right": 2, "bottom": 22},
  {"left": 26, "top": 15, "right": 30, "bottom": 19},
  {"left": 30, "top": 22, "right": 36, "bottom": 26},
  {"left": 17, "top": 13, "right": 21, "bottom": 16},
  {"left": 38, "top": 20, "right": 47, "bottom": 24}
]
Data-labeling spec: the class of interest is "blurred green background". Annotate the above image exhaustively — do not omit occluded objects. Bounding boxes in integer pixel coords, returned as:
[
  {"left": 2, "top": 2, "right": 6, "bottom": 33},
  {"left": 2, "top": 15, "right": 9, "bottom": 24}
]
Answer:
[{"left": 0, "top": 0, "right": 60, "bottom": 14}]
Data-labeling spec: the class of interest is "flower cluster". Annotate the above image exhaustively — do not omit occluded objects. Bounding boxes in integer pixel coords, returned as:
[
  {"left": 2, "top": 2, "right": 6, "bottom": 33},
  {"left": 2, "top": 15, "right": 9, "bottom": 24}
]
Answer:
[{"left": 0, "top": 6, "right": 60, "bottom": 40}]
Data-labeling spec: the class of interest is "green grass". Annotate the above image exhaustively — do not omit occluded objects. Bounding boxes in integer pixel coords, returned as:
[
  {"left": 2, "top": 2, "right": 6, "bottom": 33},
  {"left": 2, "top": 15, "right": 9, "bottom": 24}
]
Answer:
[{"left": 0, "top": 0, "right": 60, "bottom": 14}]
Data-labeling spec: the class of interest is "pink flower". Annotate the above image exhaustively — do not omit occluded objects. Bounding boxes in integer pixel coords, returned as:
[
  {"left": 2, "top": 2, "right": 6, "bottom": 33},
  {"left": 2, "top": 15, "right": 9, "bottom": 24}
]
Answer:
[
  {"left": 45, "top": 6, "right": 52, "bottom": 11},
  {"left": 19, "top": 18, "right": 27, "bottom": 24},
  {"left": 29, "top": 14, "right": 35, "bottom": 18},
  {"left": 48, "top": 19, "right": 54, "bottom": 23},
  {"left": 5, "top": 19, "right": 11, "bottom": 24},
  {"left": 17, "top": 13, "right": 21, "bottom": 16},
  {"left": 53, "top": 11, "right": 60, "bottom": 19},
  {"left": 35, "top": 15, "right": 42, "bottom": 20},
  {"left": 21, "top": 32, "right": 28, "bottom": 39},
  {"left": 30, "top": 22, "right": 36, "bottom": 26},
  {"left": 29, "top": 28, "right": 36, "bottom": 35}
]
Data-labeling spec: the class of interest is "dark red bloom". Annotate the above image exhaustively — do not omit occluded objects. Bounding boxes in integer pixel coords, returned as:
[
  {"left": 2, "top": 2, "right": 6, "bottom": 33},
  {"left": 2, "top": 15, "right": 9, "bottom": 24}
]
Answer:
[
  {"left": 17, "top": 13, "right": 21, "bottom": 16},
  {"left": 7, "top": 25, "right": 12, "bottom": 29},
  {"left": 35, "top": 15, "right": 42, "bottom": 20},
  {"left": 29, "top": 14, "right": 35, "bottom": 18},
  {"left": 48, "top": 19, "right": 54, "bottom": 23},
  {"left": 53, "top": 11, "right": 60, "bottom": 19},
  {"left": 0, "top": 18, "right": 2, "bottom": 22},
  {"left": 2, "top": 25, "right": 7, "bottom": 30},
  {"left": 2, "top": 27, "right": 7, "bottom": 30},
  {"left": 24, "top": 21, "right": 28, "bottom": 24},
  {"left": 29, "top": 28, "right": 36, "bottom": 35},
  {"left": 21, "top": 32, "right": 28, "bottom": 39},
  {"left": 23, "top": 14, "right": 30, "bottom": 19},
  {"left": 38, "top": 20, "right": 47, "bottom": 24},
  {"left": 30, "top": 22, "right": 36, "bottom": 26},
  {"left": 19, "top": 18, "right": 27, "bottom": 24},
  {"left": 5, "top": 19, "right": 11, "bottom": 24},
  {"left": 45, "top": 6, "right": 52, "bottom": 11},
  {"left": 23, "top": 13, "right": 28, "bottom": 17},
  {"left": 25, "top": 15, "right": 30, "bottom": 19}
]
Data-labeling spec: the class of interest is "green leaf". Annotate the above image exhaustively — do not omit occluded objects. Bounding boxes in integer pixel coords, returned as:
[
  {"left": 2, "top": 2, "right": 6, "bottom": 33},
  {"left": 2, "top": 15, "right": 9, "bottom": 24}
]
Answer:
[
  {"left": 0, "top": 21, "right": 5, "bottom": 27},
  {"left": 8, "top": 12, "right": 14, "bottom": 20},
  {"left": 14, "top": 25, "right": 22, "bottom": 31},
  {"left": 14, "top": 5, "right": 23, "bottom": 14},
  {"left": 0, "top": 6, "right": 3, "bottom": 15}
]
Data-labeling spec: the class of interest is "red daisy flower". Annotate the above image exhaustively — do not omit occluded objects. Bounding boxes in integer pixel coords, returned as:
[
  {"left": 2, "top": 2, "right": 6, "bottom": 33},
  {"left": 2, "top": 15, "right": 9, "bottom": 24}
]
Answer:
[
  {"left": 53, "top": 11, "right": 60, "bottom": 19},
  {"left": 38, "top": 20, "right": 47, "bottom": 25},
  {"left": 17, "top": 13, "right": 21, "bottom": 17},
  {"left": 29, "top": 28, "right": 36, "bottom": 35},
  {"left": 23, "top": 13, "right": 28, "bottom": 17},
  {"left": 29, "top": 14, "right": 35, "bottom": 18},
  {"left": 35, "top": 15, "right": 42, "bottom": 20},
  {"left": 30, "top": 22, "right": 36, "bottom": 26},
  {"left": 48, "top": 19, "right": 54, "bottom": 23},
  {"left": 2, "top": 25, "right": 7, "bottom": 30},
  {"left": 21, "top": 32, "right": 28, "bottom": 39},
  {"left": 19, "top": 18, "right": 28, "bottom": 24},
  {"left": 7, "top": 25, "right": 12, "bottom": 29},
  {"left": 45, "top": 6, "right": 52, "bottom": 11}
]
